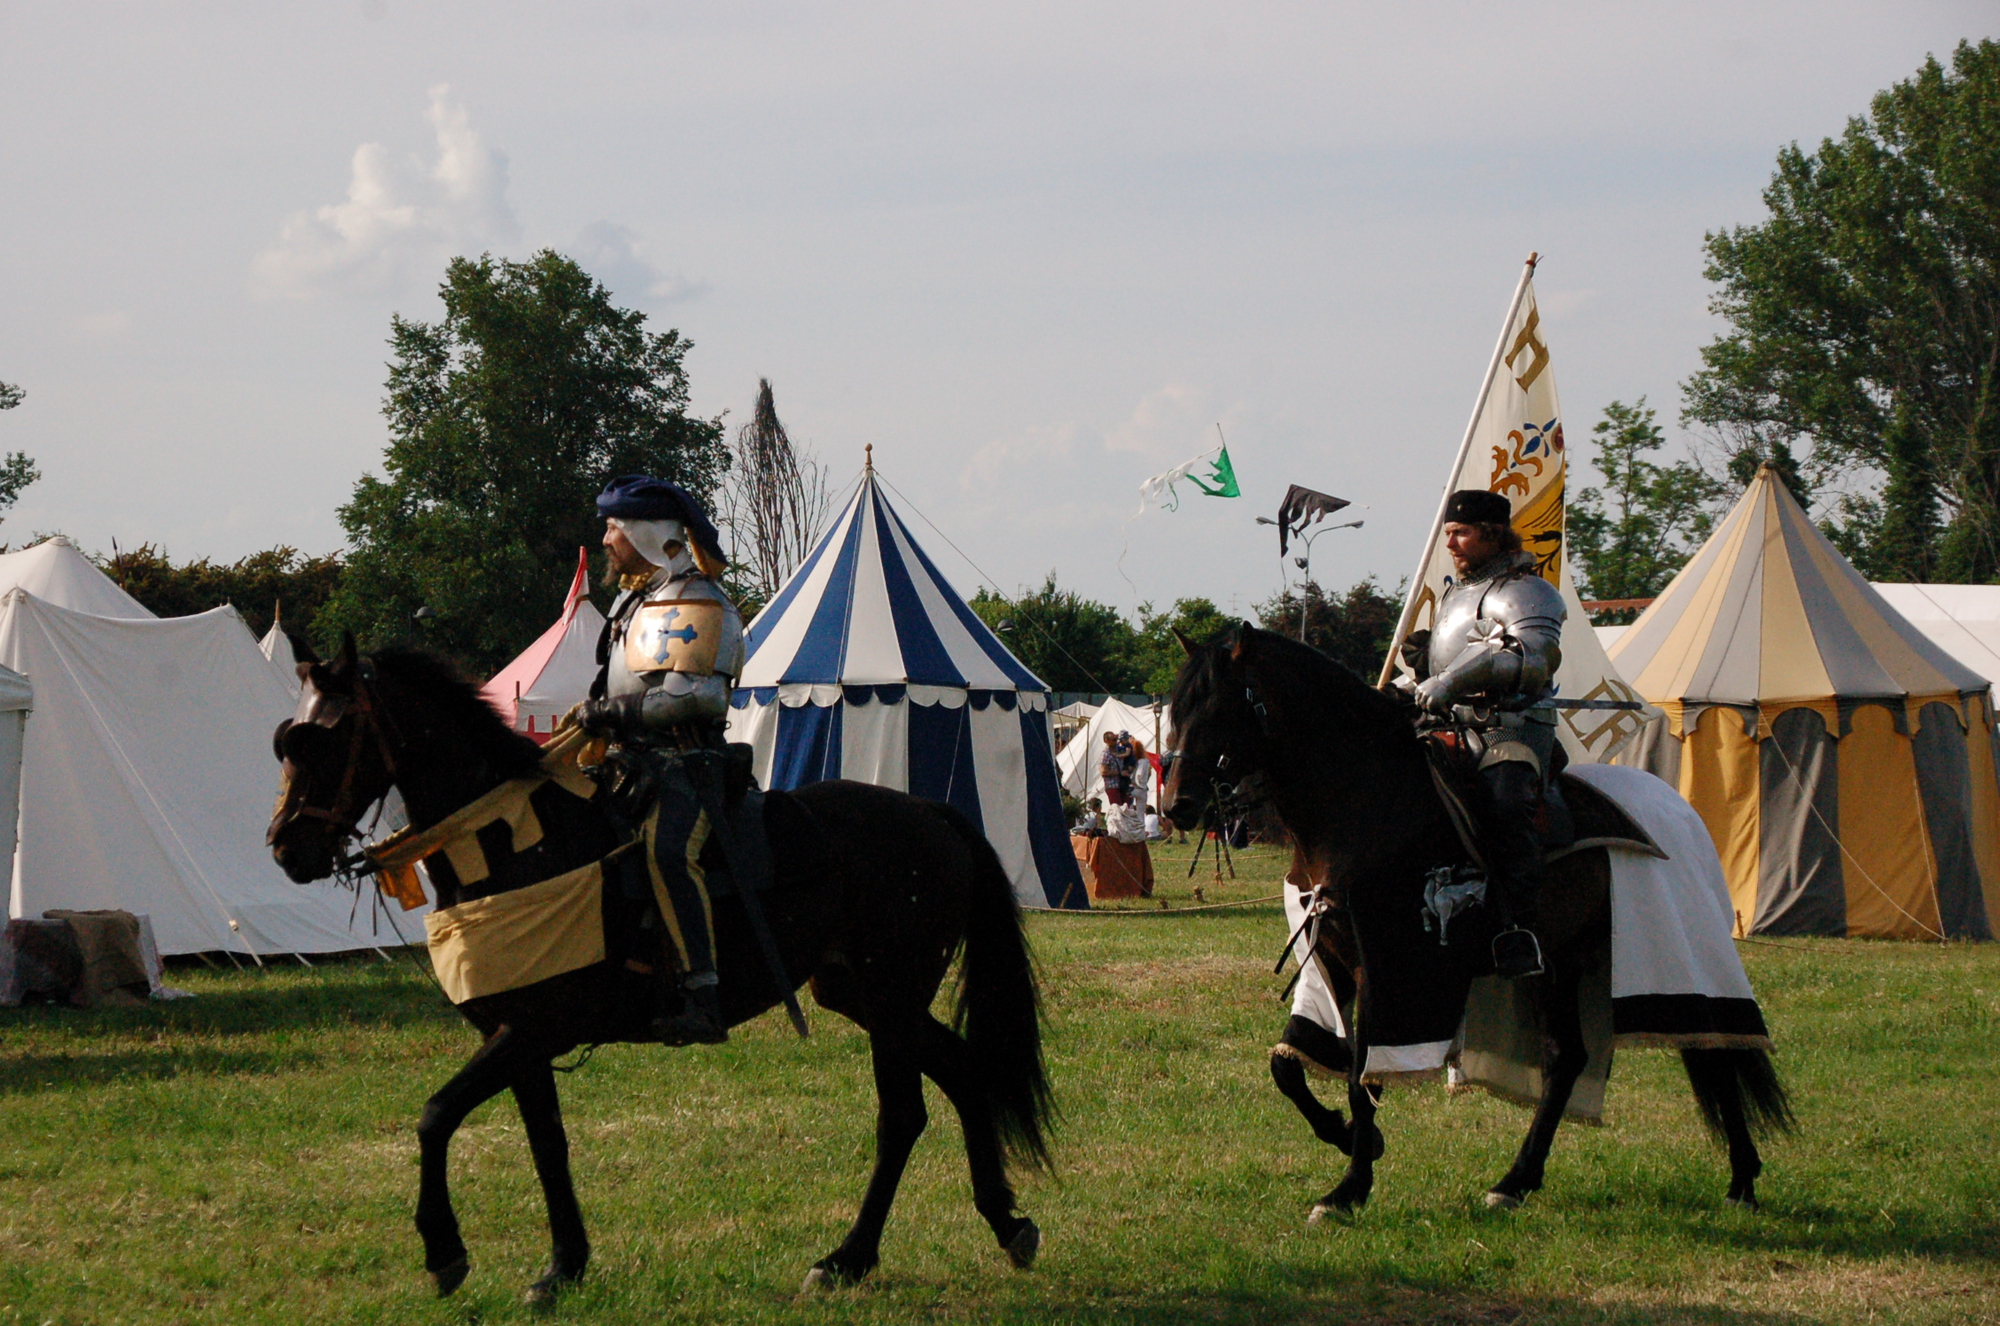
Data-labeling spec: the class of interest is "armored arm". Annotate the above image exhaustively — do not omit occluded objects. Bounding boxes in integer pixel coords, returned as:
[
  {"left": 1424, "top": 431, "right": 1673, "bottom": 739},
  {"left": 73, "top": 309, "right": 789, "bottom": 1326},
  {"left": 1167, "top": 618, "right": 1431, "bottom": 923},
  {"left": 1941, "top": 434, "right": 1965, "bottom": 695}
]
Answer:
[
  {"left": 1414, "top": 575, "right": 1565, "bottom": 712},
  {"left": 580, "top": 579, "right": 745, "bottom": 737}
]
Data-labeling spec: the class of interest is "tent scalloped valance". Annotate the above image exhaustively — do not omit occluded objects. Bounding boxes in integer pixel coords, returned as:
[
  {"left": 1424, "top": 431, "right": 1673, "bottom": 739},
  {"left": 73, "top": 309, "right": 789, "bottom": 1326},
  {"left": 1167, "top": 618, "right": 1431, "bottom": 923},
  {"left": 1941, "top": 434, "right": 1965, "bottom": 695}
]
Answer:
[
  {"left": 730, "top": 684, "right": 1047, "bottom": 713},
  {"left": 1660, "top": 691, "right": 1983, "bottom": 741}
]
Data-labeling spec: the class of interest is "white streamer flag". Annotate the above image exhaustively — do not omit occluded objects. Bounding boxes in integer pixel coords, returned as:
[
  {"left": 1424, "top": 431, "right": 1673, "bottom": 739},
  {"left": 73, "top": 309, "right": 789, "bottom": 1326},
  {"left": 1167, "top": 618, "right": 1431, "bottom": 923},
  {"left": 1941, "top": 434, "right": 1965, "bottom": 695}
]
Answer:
[{"left": 1393, "top": 271, "right": 1653, "bottom": 763}]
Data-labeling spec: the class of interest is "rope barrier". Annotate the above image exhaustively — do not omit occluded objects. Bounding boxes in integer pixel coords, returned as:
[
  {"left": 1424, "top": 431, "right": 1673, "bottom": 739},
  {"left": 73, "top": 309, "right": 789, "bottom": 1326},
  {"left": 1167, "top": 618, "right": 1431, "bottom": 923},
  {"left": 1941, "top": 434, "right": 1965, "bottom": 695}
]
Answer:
[{"left": 1037, "top": 892, "right": 1284, "bottom": 917}]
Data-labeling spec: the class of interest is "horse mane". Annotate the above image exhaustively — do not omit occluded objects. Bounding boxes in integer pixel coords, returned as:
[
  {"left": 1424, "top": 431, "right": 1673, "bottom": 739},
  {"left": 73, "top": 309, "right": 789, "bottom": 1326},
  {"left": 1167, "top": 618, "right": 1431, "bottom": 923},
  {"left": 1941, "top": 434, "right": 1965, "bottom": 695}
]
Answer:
[
  {"left": 370, "top": 645, "right": 547, "bottom": 779},
  {"left": 1170, "top": 625, "right": 1414, "bottom": 753}
]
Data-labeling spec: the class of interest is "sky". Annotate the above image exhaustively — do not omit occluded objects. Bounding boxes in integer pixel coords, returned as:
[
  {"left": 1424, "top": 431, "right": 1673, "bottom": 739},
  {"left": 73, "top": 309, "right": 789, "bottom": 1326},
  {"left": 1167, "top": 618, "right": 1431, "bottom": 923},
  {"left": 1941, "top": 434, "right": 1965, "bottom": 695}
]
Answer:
[{"left": 1, "top": 2, "right": 1991, "bottom": 622}]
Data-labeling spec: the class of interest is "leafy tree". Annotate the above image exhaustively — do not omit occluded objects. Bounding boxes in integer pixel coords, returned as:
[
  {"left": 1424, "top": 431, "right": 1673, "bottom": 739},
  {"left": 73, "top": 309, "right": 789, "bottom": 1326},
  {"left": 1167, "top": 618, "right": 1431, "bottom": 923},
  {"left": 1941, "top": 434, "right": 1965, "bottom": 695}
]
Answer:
[
  {"left": 970, "top": 575, "right": 1145, "bottom": 694},
  {"left": 100, "top": 544, "right": 343, "bottom": 641},
  {"left": 1256, "top": 577, "right": 1402, "bottom": 681},
  {"left": 1568, "top": 399, "right": 1722, "bottom": 615},
  {"left": 0, "top": 452, "right": 37, "bottom": 517},
  {"left": 1130, "top": 597, "right": 1232, "bottom": 693},
  {"left": 0, "top": 382, "right": 37, "bottom": 521},
  {"left": 1681, "top": 40, "right": 2000, "bottom": 582},
  {"left": 320, "top": 251, "right": 725, "bottom": 672}
]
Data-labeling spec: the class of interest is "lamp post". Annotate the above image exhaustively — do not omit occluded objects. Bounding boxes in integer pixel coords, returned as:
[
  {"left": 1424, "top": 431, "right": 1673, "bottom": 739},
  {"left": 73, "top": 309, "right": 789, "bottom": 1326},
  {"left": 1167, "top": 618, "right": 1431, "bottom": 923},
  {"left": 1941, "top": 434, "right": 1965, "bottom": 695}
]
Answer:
[{"left": 1257, "top": 517, "right": 1364, "bottom": 641}]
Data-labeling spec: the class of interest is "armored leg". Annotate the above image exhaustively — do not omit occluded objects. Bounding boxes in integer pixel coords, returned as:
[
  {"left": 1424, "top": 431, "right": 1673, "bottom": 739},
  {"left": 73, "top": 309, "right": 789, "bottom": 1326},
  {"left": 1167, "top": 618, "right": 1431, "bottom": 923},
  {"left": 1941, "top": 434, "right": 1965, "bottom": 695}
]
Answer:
[
  {"left": 642, "top": 760, "right": 726, "bottom": 1045},
  {"left": 1478, "top": 758, "right": 1548, "bottom": 979}
]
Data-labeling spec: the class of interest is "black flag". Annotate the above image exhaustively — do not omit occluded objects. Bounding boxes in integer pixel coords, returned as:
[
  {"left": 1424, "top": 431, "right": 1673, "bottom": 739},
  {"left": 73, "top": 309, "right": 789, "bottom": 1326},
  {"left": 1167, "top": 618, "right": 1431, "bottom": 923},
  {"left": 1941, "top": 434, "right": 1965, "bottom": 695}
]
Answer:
[{"left": 1276, "top": 485, "right": 1351, "bottom": 555}]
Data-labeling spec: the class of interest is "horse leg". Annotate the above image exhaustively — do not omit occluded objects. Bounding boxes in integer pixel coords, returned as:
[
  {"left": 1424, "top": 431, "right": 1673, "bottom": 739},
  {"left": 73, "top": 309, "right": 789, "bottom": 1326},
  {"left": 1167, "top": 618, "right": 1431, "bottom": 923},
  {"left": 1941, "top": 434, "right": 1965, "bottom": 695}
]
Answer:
[
  {"left": 803, "top": 1033, "right": 929, "bottom": 1290},
  {"left": 1312, "top": 1036, "right": 1382, "bottom": 1219},
  {"left": 513, "top": 1058, "right": 591, "bottom": 1307},
  {"left": 911, "top": 1014, "right": 1040, "bottom": 1267},
  {"left": 1270, "top": 1051, "right": 1353, "bottom": 1155},
  {"left": 1487, "top": 970, "right": 1589, "bottom": 1209},
  {"left": 1683, "top": 1049, "right": 1765, "bottom": 1209},
  {"left": 415, "top": 1025, "right": 530, "bottom": 1295}
]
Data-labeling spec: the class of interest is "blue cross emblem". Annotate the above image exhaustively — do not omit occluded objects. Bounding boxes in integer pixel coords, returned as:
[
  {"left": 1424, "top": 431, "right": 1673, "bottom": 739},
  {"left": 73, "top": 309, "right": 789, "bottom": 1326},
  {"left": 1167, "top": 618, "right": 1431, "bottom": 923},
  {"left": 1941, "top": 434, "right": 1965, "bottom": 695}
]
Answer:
[{"left": 649, "top": 606, "right": 700, "bottom": 663}]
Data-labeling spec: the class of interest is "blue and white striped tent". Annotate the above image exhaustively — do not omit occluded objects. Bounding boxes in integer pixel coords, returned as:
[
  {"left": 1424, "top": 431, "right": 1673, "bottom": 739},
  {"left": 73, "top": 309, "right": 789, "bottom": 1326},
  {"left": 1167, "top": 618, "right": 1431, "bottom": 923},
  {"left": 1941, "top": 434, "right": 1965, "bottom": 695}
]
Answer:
[{"left": 726, "top": 471, "right": 1088, "bottom": 909}]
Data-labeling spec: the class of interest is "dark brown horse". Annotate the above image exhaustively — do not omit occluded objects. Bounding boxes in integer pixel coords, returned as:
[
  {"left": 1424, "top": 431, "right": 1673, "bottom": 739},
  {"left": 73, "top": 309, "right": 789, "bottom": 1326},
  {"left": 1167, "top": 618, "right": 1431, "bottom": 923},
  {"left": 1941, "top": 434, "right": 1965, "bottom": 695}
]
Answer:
[
  {"left": 267, "top": 640, "right": 1050, "bottom": 1304},
  {"left": 1163, "top": 624, "right": 1791, "bottom": 1220}
]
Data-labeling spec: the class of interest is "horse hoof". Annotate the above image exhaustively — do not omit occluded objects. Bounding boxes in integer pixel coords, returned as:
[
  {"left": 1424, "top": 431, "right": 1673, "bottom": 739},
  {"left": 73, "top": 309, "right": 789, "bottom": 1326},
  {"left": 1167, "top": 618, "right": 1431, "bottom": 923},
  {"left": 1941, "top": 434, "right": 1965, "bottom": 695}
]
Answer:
[
  {"left": 1004, "top": 1219, "right": 1041, "bottom": 1269},
  {"left": 1307, "top": 1201, "right": 1355, "bottom": 1225},
  {"left": 800, "top": 1258, "right": 870, "bottom": 1293},
  {"left": 524, "top": 1266, "right": 583, "bottom": 1311},
  {"left": 1726, "top": 1195, "right": 1760, "bottom": 1213},
  {"left": 1484, "top": 1190, "right": 1523, "bottom": 1211},
  {"left": 431, "top": 1256, "right": 470, "bottom": 1298}
]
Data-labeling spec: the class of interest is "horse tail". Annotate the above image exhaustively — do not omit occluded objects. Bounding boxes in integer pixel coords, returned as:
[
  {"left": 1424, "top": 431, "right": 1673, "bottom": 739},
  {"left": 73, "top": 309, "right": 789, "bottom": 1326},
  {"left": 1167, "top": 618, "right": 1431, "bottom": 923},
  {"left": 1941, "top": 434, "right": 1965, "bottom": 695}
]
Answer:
[
  {"left": 1681, "top": 1047, "right": 1795, "bottom": 1142},
  {"left": 931, "top": 802, "right": 1054, "bottom": 1170}
]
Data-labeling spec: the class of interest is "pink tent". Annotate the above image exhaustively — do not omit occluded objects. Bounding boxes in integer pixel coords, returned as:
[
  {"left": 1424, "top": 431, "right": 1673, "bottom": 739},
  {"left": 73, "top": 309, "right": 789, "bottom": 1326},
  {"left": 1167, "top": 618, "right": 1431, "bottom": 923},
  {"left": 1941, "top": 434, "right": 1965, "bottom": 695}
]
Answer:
[{"left": 482, "top": 549, "right": 607, "bottom": 744}]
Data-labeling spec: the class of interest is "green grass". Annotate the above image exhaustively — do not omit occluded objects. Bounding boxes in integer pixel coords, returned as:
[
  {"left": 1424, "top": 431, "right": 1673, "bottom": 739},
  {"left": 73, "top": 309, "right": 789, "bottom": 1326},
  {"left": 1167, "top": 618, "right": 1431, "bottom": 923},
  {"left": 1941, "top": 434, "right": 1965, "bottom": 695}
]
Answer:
[{"left": 2, "top": 843, "right": 1996, "bottom": 1325}]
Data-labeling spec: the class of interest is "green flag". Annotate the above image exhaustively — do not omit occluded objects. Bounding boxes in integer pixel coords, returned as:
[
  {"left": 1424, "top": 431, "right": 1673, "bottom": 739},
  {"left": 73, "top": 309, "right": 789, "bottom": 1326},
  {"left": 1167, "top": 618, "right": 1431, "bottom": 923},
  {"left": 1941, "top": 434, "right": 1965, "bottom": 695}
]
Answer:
[{"left": 1188, "top": 445, "right": 1240, "bottom": 498}]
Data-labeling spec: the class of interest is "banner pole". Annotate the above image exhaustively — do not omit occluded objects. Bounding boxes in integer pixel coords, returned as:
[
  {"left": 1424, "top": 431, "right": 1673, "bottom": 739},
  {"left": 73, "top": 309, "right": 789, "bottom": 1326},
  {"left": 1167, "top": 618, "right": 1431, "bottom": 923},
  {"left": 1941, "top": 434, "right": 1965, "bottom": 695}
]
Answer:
[{"left": 1376, "top": 252, "right": 1540, "bottom": 686}]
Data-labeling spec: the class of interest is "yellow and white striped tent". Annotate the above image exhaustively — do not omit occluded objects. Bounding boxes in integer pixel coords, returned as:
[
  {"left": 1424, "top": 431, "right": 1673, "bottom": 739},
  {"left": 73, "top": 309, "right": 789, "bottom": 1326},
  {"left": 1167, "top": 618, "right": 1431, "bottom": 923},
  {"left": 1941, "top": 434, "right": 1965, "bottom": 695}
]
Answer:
[{"left": 1610, "top": 465, "right": 1998, "bottom": 940}]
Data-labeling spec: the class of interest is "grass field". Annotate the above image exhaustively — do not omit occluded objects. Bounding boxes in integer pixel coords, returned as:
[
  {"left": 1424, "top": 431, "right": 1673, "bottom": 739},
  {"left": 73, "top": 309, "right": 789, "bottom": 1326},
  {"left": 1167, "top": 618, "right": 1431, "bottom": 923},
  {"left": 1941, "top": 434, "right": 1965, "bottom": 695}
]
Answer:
[{"left": 3, "top": 842, "right": 1997, "bottom": 1325}]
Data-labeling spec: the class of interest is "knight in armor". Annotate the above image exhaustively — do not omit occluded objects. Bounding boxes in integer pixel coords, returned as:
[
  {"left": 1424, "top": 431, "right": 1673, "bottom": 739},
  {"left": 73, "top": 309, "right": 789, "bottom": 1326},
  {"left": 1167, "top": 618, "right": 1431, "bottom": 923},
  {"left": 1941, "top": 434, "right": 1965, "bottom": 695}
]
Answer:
[
  {"left": 1401, "top": 488, "right": 1566, "bottom": 980},
  {"left": 563, "top": 475, "right": 745, "bottom": 1044}
]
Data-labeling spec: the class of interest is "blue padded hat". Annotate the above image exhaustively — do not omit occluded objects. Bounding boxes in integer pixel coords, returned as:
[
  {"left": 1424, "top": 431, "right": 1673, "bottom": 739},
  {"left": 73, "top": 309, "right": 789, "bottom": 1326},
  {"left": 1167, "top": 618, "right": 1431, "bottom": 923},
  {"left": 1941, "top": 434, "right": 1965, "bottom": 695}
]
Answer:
[{"left": 596, "top": 475, "right": 725, "bottom": 562}]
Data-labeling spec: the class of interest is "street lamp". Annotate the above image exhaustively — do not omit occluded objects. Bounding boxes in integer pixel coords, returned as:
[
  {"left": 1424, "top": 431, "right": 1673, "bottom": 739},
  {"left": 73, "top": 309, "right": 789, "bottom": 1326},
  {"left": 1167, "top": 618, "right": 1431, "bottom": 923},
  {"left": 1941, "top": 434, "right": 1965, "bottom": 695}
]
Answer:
[{"left": 1258, "top": 518, "right": 1365, "bottom": 642}]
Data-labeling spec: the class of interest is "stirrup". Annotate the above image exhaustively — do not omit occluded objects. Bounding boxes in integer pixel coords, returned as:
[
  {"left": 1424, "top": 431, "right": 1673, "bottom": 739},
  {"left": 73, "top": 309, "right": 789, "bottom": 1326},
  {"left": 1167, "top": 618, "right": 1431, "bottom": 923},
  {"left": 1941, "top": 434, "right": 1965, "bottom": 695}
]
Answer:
[
  {"left": 1492, "top": 926, "right": 1545, "bottom": 980},
  {"left": 652, "top": 981, "right": 728, "bottom": 1046}
]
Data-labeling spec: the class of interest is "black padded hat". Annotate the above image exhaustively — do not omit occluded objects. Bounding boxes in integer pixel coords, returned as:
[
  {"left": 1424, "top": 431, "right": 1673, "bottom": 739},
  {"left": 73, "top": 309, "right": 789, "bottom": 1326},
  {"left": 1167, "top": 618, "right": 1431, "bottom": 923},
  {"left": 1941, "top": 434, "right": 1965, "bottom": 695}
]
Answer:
[{"left": 1442, "top": 488, "right": 1512, "bottom": 526}]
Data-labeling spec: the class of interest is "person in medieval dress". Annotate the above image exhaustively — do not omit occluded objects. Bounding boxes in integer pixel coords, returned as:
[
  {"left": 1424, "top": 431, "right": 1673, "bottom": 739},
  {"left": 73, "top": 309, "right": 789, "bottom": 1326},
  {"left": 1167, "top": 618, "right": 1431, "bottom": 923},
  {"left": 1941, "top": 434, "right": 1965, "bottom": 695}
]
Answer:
[
  {"left": 561, "top": 475, "right": 745, "bottom": 1044},
  {"left": 1397, "top": 488, "right": 1565, "bottom": 980},
  {"left": 1098, "top": 731, "right": 1130, "bottom": 806}
]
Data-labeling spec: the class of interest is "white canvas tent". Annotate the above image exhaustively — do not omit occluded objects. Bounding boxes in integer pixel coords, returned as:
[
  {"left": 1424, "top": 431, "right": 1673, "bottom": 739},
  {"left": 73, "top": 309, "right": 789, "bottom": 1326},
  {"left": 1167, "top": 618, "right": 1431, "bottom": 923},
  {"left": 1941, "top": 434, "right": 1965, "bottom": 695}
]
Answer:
[
  {"left": 482, "top": 550, "right": 607, "bottom": 742},
  {"left": 0, "top": 666, "right": 30, "bottom": 900},
  {"left": 1870, "top": 584, "right": 2000, "bottom": 686},
  {"left": 1055, "top": 697, "right": 1171, "bottom": 805},
  {"left": 260, "top": 612, "right": 300, "bottom": 694},
  {"left": 1, "top": 539, "right": 391, "bottom": 957}
]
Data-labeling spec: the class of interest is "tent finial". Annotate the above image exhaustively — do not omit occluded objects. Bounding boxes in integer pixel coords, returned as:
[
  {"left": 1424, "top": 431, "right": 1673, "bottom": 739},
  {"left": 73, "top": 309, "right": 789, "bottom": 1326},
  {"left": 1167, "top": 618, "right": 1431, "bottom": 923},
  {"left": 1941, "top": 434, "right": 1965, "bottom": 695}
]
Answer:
[{"left": 865, "top": 443, "right": 873, "bottom": 474}]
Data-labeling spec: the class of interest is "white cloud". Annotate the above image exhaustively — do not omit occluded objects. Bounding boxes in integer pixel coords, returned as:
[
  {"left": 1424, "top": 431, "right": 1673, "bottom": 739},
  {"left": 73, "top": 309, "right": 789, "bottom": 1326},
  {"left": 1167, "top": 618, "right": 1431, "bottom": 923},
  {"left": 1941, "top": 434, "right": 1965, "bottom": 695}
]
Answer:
[
  {"left": 959, "top": 420, "right": 1079, "bottom": 489},
  {"left": 1105, "top": 384, "right": 1247, "bottom": 461},
  {"left": 571, "top": 221, "right": 710, "bottom": 305},
  {"left": 253, "top": 85, "right": 519, "bottom": 300},
  {"left": 71, "top": 311, "right": 131, "bottom": 337}
]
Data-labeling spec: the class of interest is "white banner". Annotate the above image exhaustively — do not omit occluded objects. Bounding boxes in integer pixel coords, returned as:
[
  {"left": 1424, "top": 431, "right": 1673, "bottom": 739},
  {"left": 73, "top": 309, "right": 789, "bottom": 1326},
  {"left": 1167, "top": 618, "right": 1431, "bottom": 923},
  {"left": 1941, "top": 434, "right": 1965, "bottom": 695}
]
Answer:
[{"left": 1393, "top": 271, "right": 1653, "bottom": 763}]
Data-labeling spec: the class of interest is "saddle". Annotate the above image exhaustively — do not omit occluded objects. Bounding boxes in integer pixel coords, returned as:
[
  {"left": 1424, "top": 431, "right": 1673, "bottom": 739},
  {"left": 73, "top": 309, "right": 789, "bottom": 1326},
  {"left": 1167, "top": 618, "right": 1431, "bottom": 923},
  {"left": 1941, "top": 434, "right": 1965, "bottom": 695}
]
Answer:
[{"left": 1422, "top": 733, "right": 1662, "bottom": 864}]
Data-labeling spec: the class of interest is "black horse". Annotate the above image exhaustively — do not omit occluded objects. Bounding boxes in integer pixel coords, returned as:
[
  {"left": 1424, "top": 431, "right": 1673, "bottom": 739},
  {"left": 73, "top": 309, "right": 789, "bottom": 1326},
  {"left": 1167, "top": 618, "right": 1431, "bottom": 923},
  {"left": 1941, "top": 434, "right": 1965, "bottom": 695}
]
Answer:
[
  {"left": 267, "top": 640, "right": 1050, "bottom": 1304},
  {"left": 1164, "top": 624, "right": 1792, "bottom": 1219}
]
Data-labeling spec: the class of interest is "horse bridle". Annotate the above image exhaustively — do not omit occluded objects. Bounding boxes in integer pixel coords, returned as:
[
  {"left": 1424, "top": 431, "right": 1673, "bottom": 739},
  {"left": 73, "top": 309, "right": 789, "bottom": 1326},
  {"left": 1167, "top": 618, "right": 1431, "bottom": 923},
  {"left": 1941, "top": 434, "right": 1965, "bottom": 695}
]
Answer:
[{"left": 271, "top": 662, "right": 402, "bottom": 855}]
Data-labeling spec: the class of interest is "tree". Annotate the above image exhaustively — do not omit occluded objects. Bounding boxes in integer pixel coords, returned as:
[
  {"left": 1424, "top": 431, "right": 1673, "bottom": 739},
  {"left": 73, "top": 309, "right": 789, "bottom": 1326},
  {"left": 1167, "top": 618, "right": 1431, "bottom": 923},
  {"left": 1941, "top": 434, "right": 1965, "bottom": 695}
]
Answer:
[
  {"left": 722, "top": 379, "right": 829, "bottom": 619},
  {"left": 1568, "top": 399, "right": 1722, "bottom": 614},
  {"left": 969, "top": 575, "right": 1145, "bottom": 694},
  {"left": 1256, "top": 577, "right": 1402, "bottom": 681},
  {"left": 319, "top": 251, "right": 726, "bottom": 672},
  {"left": 100, "top": 544, "right": 343, "bottom": 641},
  {"left": 1130, "top": 597, "right": 1232, "bottom": 693},
  {"left": 1681, "top": 40, "right": 2000, "bottom": 582},
  {"left": 0, "top": 381, "right": 35, "bottom": 521}
]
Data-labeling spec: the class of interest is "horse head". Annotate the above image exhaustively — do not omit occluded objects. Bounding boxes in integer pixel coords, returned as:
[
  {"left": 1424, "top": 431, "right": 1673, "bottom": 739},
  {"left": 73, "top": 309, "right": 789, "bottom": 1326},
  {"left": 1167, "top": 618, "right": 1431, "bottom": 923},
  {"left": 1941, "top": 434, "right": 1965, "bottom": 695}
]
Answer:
[
  {"left": 1161, "top": 621, "right": 1277, "bottom": 833},
  {"left": 267, "top": 633, "right": 403, "bottom": 882},
  {"left": 1163, "top": 620, "right": 1424, "bottom": 840},
  {"left": 268, "top": 638, "right": 548, "bottom": 883}
]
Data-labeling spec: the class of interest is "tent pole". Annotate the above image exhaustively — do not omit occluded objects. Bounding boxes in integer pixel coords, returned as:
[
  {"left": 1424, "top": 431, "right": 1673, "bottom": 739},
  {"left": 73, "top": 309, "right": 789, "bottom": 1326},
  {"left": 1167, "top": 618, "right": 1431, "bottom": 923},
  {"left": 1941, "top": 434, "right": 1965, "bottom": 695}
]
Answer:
[{"left": 1377, "top": 253, "right": 1540, "bottom": 687}]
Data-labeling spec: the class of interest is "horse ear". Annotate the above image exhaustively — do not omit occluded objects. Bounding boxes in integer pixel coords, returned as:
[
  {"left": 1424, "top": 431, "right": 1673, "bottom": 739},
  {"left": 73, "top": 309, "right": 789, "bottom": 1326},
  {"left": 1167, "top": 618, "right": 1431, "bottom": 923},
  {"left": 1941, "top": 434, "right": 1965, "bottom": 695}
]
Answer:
[
  {"left": 1170, "top": 625, "right": 1197, "bottom": 657},
  {"left": 339, "top": 631, "right": 360, "bottom": 673},
  {"left": 289, "top": 632, "right": 319, "bottom": 666},
  {"left": 1229, "top": 620, "right": 1257, "bottom": 663}
]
